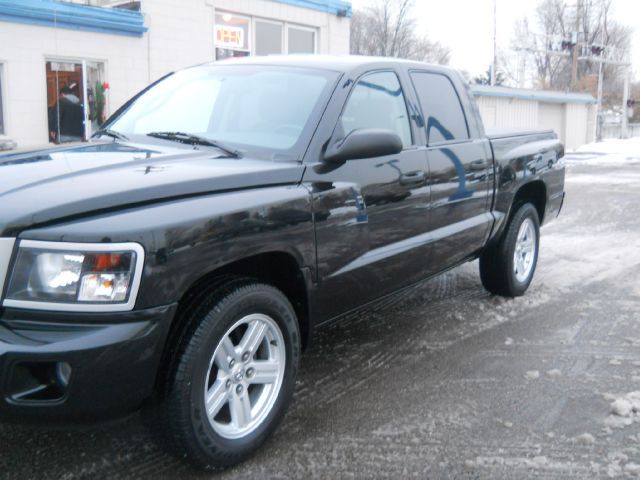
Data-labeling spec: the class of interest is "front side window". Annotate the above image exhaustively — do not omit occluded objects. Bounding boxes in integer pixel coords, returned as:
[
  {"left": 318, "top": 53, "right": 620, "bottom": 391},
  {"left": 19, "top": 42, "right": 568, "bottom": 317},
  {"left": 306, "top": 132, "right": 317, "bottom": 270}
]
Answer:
[
  {"left": 339, "top": 71, "right": 412, "bottom": 147},
  {"left": 108, "top": 66, "right": 337, "bottom": 153},
  {"left": 410, "top": 71, "right": 469, "bottom": 144}
]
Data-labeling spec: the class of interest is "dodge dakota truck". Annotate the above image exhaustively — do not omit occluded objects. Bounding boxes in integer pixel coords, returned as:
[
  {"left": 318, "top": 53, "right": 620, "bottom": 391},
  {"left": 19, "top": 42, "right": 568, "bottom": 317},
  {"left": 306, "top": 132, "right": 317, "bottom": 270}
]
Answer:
[{"left": 0, "top": 56, "right": 564, "bottom": 469}]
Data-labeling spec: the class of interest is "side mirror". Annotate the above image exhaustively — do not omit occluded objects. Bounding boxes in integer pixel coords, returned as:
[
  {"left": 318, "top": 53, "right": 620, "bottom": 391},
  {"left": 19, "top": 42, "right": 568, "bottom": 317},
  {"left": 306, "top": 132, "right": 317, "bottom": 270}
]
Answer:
[{"left": 324, "top": 128, "right": 403, "bottom": 163}]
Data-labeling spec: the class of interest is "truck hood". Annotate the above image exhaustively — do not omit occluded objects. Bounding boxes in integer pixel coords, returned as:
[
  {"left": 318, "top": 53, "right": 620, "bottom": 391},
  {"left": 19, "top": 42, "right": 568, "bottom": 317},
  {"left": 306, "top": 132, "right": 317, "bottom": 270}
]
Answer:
[{"left": 0, "top": 141, "right": 305, "bottom": 236}]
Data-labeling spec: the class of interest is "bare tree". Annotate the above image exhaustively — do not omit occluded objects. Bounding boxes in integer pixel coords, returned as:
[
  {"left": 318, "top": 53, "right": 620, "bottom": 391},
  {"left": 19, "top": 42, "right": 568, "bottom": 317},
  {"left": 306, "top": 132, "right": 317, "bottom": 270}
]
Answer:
[
  {"left": 506, "top": 0, "right": 632, "bottom": 104},
  {"left": 474, "top": 65, "right": 506, "bottom": 86},
  {"left": 350, "top": 0, "right": 451, "bottom": 64}
]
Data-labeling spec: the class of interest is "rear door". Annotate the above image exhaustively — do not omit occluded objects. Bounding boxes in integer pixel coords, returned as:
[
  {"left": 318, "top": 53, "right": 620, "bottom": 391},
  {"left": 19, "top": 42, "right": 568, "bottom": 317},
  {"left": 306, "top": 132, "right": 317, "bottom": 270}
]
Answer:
[
  {"left": 305, "top": 69, "right": 430, "bottom": 321},
  {"left": 409, "top": 70, "right": 493, "bottom": 273}
]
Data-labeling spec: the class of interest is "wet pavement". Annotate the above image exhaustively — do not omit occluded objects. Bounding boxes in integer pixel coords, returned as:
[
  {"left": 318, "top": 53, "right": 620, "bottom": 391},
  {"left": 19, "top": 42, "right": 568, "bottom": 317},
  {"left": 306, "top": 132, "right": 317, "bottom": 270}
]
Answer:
[{"left": 2, "top": 153, "right": 640, "bottom": 478}]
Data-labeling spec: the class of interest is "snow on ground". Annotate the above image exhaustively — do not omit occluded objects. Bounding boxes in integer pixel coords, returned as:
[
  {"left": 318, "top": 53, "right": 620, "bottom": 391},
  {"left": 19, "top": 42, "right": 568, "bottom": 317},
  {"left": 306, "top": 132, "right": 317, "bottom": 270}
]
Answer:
[
  {"left": 539, "top": 137, "right": 640, "bottom": 292},
  {"left": 565, "top": 137, "right": 640, "bottom": 166}
]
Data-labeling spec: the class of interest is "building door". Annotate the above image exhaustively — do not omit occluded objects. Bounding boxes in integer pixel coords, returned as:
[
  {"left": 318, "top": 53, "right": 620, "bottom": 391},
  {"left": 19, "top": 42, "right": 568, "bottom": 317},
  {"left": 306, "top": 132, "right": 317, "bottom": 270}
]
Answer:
[{"left": 46, "top": 60, "right": 86, "bottom": 144}]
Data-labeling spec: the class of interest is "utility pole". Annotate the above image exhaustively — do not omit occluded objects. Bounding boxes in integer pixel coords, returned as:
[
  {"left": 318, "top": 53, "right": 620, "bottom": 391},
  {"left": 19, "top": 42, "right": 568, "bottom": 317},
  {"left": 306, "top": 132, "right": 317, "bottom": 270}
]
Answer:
[
  {"left": 621, "top": 66, "right": 630, "bottom": 138},
  {"left": 491, "top": 0, "right": 497, "bottom": 86},
  {"left": 595, "top": 52, "right": 604, "bottom": 141},
  {"left": 594, "top": 7, "right": 605, "bottom": 142},
  {"left": 570, "top": 0, "right": 581, "bottom": 91}
]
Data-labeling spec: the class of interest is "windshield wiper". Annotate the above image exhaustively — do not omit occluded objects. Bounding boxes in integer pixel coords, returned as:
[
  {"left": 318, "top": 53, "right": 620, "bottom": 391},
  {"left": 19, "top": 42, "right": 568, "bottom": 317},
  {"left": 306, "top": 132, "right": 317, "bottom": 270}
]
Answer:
[
  {"left": 92, "top": 128, "right": 129, "bottom": 142},
  {"left": 146, "top": 131, "right": 241, "bottom": 158}
]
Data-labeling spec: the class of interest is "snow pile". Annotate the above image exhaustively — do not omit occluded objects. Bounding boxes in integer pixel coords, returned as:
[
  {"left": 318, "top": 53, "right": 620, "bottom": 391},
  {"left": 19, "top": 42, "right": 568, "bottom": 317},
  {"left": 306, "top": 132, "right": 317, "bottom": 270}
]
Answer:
[
  {"left": 573, "top": 433, "right": 595, "bottom": 445},
  {"left": 565, "top": 137, "right": 640, "bottom": 166},
  {"left": 574, "top": 137, "right": 640, "bottom": 155},
  {"left": 603, "top": 391, "right": 640, "bottom": 429}
]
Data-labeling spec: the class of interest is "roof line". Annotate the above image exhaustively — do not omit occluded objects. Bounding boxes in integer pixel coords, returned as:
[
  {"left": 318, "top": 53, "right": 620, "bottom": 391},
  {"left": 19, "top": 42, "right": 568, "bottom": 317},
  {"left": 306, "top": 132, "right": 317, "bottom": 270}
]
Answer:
[
  {"left": 0, "top": 0, "right": 147, "bottom": 37},
  {"left": 270, "top": 0, "right": 352, "bottom": 16},
  {"left": 471, "top": 85, "right": 596, "bottom": 105}
]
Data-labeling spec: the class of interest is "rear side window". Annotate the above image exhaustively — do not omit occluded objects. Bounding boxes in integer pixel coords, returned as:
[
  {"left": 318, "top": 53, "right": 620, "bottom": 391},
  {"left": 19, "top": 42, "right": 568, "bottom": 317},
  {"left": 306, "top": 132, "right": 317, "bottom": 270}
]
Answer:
[
  {"left": 340, "top": 71, "right": 412, "bottom": 147},
  {"left": 410, "top": 72, "right": 469, "bottom": 144}
]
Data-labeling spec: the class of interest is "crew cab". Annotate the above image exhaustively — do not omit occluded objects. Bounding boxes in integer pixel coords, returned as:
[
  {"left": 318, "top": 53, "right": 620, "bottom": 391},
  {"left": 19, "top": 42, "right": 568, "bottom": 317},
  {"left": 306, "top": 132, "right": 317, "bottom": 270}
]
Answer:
[{"left": 0, "top": 56, "right": 564, "bottom": 469}]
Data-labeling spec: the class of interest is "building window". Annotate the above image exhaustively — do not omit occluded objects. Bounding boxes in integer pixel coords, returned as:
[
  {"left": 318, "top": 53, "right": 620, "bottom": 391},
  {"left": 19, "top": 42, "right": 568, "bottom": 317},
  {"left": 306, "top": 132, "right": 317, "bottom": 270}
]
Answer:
[
  {"left": 215, "top": 12, "right": 317, "bottom": 59},
  {"left": 255, "top": 20, "right": 283, "bottom": 56},
  {"left": 288, "top": 26, "right": 315, "bottom": 54},
  {"left": 215, "top": 12, "right": 250, "bottom": 60},
  {"left": 0, "top": 65, "right": 4, "bottom": 135}
]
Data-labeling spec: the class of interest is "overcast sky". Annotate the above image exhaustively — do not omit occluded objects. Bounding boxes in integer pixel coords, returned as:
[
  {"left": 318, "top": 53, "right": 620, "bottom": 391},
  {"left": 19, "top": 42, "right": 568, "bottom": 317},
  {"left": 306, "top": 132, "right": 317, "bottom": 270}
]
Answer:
[{"left": 350, "top": 0, "right": 640, "bottom": 81}]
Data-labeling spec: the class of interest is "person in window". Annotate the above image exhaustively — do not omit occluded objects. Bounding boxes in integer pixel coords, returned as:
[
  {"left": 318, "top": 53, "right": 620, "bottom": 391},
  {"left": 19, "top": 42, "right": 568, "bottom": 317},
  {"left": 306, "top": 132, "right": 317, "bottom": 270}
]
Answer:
[{"left": 49, "top": 85, "right": 84, "bottom": 143}]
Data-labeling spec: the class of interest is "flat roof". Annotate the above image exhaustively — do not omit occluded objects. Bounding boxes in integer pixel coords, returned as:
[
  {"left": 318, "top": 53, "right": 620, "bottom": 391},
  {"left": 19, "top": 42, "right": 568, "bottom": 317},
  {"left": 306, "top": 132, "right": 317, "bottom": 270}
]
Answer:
[
  {"left": 471, "top": 84, "right": 597, "bottom": 105},
  {"left": 0, "top": 0, "right": 147, "bottom": 37},
  {"left": 272, "top": 0, "right": 352, "bottom": 17}
]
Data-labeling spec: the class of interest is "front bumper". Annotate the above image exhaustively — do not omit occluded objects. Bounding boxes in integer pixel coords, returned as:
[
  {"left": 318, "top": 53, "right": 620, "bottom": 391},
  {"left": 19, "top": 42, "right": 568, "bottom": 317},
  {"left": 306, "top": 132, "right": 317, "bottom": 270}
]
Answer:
[{"left": 0, "top": 304, "right": 176, "bottom": 424}]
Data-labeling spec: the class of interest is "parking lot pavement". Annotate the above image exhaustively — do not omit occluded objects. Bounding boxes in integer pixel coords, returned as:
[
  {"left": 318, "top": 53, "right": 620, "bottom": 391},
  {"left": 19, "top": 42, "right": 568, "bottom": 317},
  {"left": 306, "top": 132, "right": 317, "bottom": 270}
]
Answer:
[{"left": 2, "top": 148, "right": 640, "bottom": 479}]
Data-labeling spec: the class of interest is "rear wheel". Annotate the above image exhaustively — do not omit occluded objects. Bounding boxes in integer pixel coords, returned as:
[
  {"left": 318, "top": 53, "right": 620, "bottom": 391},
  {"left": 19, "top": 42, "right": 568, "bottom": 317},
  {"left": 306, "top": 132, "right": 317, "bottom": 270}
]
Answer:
[
  {"left": 479, "top": 203, "right": 540, "bottom": 297},
  {"left": 149, "top": 279, "right": 300, "bottom": 470}
]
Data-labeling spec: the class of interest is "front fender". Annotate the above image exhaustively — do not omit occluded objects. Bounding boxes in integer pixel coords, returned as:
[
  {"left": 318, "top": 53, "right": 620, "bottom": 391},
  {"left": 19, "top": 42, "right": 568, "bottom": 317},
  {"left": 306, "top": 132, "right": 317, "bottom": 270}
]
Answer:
[{"left": 17, "top": 185, "right": 315, "bottom": 309}]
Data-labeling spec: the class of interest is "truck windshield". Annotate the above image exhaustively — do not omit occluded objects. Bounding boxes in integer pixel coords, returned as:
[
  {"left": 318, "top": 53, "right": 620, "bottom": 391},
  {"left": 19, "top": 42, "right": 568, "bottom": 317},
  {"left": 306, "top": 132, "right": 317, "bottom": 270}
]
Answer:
[{"left": 107, "top": 65, "right": 338, "bottom": 154}]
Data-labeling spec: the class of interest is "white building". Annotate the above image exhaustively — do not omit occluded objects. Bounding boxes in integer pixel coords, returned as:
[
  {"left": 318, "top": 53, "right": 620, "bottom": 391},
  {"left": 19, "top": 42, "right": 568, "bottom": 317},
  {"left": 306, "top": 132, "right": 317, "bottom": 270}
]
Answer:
[
  {"left": 471, "top": 85, "right": 597, "bottom": 151},
  {"left": 0, "top": 0, "right": 352, "bottom": 149}
]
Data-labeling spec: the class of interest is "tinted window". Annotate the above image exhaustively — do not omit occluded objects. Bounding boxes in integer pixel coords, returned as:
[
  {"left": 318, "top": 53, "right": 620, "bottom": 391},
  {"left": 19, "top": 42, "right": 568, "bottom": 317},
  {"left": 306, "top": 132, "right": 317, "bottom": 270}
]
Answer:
[
  {"left": 340, "top": 71, "right": 412, "bottom": 147},
  {"left": 410, "top": 72, "right": 469, "bottom": 144}
]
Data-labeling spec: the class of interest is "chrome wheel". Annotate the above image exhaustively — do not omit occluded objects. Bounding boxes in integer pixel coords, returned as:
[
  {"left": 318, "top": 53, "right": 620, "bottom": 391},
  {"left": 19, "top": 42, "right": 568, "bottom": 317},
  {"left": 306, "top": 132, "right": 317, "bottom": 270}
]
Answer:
[
  {"left": 204, "top": 313, "right": 286, "bottom": 440},
  {"left": 513, "top": 217, "right": 536, "bottom": 283}
]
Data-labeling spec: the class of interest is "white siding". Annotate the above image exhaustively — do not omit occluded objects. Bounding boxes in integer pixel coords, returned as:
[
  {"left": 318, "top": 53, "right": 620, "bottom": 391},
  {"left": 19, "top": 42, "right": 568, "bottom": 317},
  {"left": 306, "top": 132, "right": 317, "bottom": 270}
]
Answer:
[
  {"left": 0, "top": 21, "right": 151, "bottom": 148},
  {"left": 539, "top": 102, "right": 565, "bottom": 141},
  {"left": 564, "top": 103, "right": 589, "bottom": 150},
  {"left": 0, "top": 0, "right": 350, "bottom": 148},
  {"left": 475, "top": 96, "right": 538, "bottom": 130},
  {"left": 474, "top": 93, "right": 596, "bottom": 150}
]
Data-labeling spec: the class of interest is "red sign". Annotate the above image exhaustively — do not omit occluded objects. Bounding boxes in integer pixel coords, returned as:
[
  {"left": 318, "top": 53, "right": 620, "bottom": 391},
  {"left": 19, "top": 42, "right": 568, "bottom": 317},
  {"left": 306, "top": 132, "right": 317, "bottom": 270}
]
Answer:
[{"left": 215, "top": 25, "right": 244, "bottom": 49}]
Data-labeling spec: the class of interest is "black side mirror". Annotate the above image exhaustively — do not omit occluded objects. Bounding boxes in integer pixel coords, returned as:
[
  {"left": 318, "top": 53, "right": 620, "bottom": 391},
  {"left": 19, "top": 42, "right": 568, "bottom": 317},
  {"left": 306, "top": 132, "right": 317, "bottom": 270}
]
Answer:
[{"left": 324, "top": 128, "right": 403, "bottom": 163}]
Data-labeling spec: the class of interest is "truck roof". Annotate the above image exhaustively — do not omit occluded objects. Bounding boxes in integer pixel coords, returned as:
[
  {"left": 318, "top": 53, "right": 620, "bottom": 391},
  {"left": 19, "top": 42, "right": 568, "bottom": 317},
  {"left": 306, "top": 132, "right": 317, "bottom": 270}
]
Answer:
[{"left": 209, "top": 54, "right": 455, "bottom": 76}]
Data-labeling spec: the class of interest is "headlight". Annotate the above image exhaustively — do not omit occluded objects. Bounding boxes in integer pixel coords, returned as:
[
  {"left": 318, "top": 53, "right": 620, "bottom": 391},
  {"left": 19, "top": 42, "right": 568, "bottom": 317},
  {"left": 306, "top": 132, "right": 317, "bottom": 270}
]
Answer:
[{"left": 3, "top": 240, "right": 144, "bottom": 312}]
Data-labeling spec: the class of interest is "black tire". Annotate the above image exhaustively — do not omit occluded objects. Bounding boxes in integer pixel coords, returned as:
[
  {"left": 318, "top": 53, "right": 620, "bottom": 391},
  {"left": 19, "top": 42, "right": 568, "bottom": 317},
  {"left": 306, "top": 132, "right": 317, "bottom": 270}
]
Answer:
[
  {"left": 479, "top": 203, "right": 540, "bottom": 297},
  {"left": 148, "top": 278, "right": 300, "bottom": 470}
]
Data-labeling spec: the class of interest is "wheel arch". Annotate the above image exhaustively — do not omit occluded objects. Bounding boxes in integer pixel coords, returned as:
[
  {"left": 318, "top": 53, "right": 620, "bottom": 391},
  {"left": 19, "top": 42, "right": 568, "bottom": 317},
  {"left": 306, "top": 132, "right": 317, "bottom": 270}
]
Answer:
[
  {"left": 175, "top": 250, "right": 311, "bottom": 349},
  {"left": 151, "top": 250, "right": 312, "bottom": 401},
  {"left": 511, "top": 180, "right": 547, "bottom": 224}
]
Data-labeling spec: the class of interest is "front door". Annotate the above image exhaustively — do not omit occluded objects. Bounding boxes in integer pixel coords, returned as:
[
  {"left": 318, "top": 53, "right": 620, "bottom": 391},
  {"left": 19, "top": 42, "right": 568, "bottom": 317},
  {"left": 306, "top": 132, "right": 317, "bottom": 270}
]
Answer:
[
  {"left": 46, "top": 60, "right": 86, "bottom": 144},
  {"left": 307, "top": 70, "right": 430, "bottom": 321}
]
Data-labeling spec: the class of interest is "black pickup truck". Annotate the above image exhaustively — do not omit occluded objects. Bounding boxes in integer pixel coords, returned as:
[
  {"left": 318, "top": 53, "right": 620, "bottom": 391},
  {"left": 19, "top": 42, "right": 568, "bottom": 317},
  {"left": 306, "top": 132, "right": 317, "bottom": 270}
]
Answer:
[{"left": 0, "top": 56, "right": 564, "bottom": 469}]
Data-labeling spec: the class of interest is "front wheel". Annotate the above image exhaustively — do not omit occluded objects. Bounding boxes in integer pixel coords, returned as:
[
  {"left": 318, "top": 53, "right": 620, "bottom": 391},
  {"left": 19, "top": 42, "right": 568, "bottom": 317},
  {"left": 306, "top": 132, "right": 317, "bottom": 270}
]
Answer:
[
  {"left": 149, "top": 279, "right": 300, "bottom": 470},
  {"left": 479, "top": 203, "right": 540, "bottom": 297}
]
